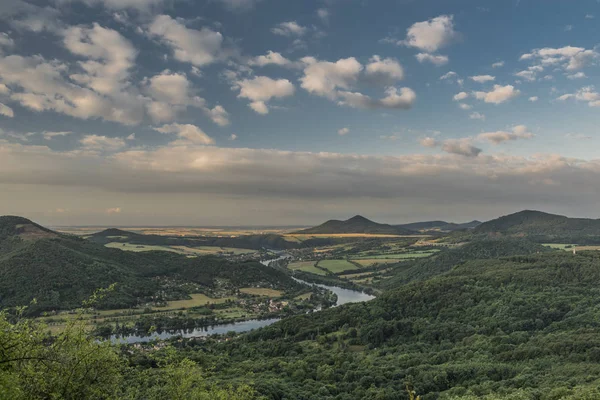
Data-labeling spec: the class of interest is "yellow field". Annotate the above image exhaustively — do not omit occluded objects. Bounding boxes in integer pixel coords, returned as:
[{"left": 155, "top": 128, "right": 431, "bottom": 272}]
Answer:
[{"left": 239, "top": 288, "right": 283, "bottom": 297}]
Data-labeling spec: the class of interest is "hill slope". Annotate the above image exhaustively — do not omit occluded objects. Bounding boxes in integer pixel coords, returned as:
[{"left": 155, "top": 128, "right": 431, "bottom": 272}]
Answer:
[
  {"left": 474, "top": 210, "right": 600, "bottom": 242},
  {"left": 396, "top": 220, "right": 481, "bottom": 232},
  {"left": 296, "top": 215, "right": 414, "bottom": 235},
  {"left": 0, "top": 217, "right": 302, "bottom": 315}
]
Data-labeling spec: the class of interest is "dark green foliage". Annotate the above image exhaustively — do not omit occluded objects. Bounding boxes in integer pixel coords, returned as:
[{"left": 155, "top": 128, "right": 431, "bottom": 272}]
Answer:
[
  {"left": 296, "top": 215, "right": 414, "bottom": 235},
  {"left": 473, "top": 210, "right": 600, "bottom": 243},
  {"left": 0, "top": 217, "right": 302, "bottom": 315},
  {"left": 380, "top": 238, "right": 549, "bottom": 289},
  {"left": 180, "top": 251, "right": 600, "bottom": 399},
  {"left": 396, "top": 220, "right": 481, "bottom": 232}
]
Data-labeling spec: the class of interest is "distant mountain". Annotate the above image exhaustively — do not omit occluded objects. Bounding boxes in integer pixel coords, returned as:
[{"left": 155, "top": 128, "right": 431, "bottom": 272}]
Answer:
[
  {"left": 475, "top": 210, "right": 600, "bottom": 236},
  {"left": 396, "top": 220, "right": 481, "bottom": 232},
  {"left": 295, "top": 215, "right": 415, "bottom": 235},
  {"left": 0, "top": 216, "right": 302, "bottom": 315}
]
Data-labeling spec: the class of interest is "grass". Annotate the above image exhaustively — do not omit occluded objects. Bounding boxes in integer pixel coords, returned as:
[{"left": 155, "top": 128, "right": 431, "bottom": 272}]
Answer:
[
  {"left": 317, "top": 259, "right": 358, "bottom": 273},
  {"left": 239, "top": 288, "right": 283, "bottom": 297},
  {"left": 288, "top": 261, "right": 327, "bottom": 275},
  {"left": 543, "top": 243, "right": 576, "bottom": 250},
  {"left": 152, "top": 294, "right": 233, "bottom": 311},
  {"left": 294, "top": 292, "right": 312, "bottom": 300},
  {"left": 351, "top": 259, "right": 394, "bottom": 267}
]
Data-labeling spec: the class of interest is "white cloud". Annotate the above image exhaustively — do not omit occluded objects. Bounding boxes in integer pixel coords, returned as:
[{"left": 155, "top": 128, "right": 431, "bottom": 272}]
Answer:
[
  {"left": 564, "top": 25, "right": 573, "bottom": 32},
  {"left": 271, "top": 21, "right": 307, "bottom": 37},
  {"left": 317, "top": 8, "right": 329, "bottom": 23},
  {"left": 73, "top": 0, "right": 166, "bottom": 10},
  {"left": 585, "top": 14, "right": 595, "bottom": 19},
  {"left": 453, "top": 92, "right": 468, "bottom": 101},
  {"left": 80, "top": 134, "right": 126, "bottom": 151},
  {"left": 365, "top": 55, "right": 404, "bottom": 83},
  {"left": 515, "top": 69, "right": 537, "bottom": 81},
  {"left": 0, "top": 103, "right": 14, "bottom": 117},
  {"left": 529, "top": 96, "right": 539, "bottom": 102},
  {"left": 442, "top": 138, "right": 481, "bottom": 157},
  {"left": 492, "top": 61, "right": 504, "bottom": 68},
  {"left": 43, "top": 131, "right": 73, "bottom": 140},
  {"left": 0, "top": 33, "right": 14, "bottom": 49},
  {"left": 154, "top": 123, "right": 215, "bottom": 145},
  {"left": 338, "top": 127, "right": 349, "bottom": 136},
  {"left": 236, "top": 76, "right": 295, "bottom": 114},
  {"left": 470, "top": 75, "right": 495, "bottom": 83},
  {"left": 248, "top": 51, "right": 293, "bottom": 67},
  {"left": 440, "top": 71, "right": 457, "bottom": 80},
  {"left": 229, "top": 133, "right": 237, "bottom": 141},
  {"left": 473, "top": 85, "right": 520, "bottom": 104},
  {"left": 419, "top": 137, "right": 439, "bottom": 148},
  {"left": 401, "top": 15, "right": 458, "bottom": 52},
  {"left": 337, "top": 87, "right": 416, "bottom": 110},
  {"left": 469, "top": 112, "right": 485, "bottom": 120},
  {"left": 459, "top": 103, "right": 472, "bottom": 110},
  {"left": 558, "top": 86, "right": 600, "bottom": 107},
  {"left": 127, "top": 133, "right": 135, "bottom": 140},
  {"left": 567, "top": 72, "right": 586, "bottom": 80},
  {"left": 520, "top": 46, "right": 599, "bottom": 71},
  {"left": 300, "top": 56, "right": 362, "bottom": 99},
  {"left": 205, "top": 105, "right": 230, "bottom": 126},
  {"left": 477, "top": 125, "right": 534, "bottom": 144},
  {"left": 148, "top": 15, "right": 225, "bottom": 67},
  {"left": 106, "top": 207, "right": 121, "bottom": 215},
  {"left": 215, "top": 0, "right": 261, "bottom": 10},
  {"left": 415, "top": 53, "right": 448, "bottom": 66}
]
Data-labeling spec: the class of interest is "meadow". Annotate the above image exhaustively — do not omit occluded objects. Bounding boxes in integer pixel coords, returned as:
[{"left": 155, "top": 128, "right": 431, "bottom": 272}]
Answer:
[{"left": 316, "top": 259, "right": 358, "bottom": 273}]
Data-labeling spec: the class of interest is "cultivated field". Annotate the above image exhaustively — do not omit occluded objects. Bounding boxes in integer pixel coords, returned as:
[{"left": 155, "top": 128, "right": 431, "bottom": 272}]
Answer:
[
  {"left": 288, "top": 261, "right": 327, "bottom": 275},
  {"left": 239, "top": 288, "right": 283, "bottom": 297},
  {"left": 317, "top": 259, "right": 359, "bottom": 273},
  {"left": 104, "top": 242, "right": 256, "bottom": 256}
]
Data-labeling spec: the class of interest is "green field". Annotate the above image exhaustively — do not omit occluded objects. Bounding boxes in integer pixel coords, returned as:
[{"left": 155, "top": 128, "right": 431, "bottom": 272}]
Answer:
[
  {"left": 288, "top": 261, "right": 327, "bottom": 275},
  {"left": 317, "top": 259, "right": 358, "bottom": 273},
  {"left": 239, "top": 288, "right": 283, "bottom": 297},
  {"left": 152, "top": 293, "right": 233, "bottom": 310},
  {"left": 353, "top": 250, "right": 438, "bottom": 260},
  {"left": 351, "top": 259, "right": 393, "bottom": 267}
]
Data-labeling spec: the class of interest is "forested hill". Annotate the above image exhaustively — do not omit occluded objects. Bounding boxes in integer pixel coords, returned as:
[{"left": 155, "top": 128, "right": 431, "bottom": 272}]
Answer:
[
  {"left": 395, "top": 220, "right": 481, "bottom": 232},
  {"left": 0, "top": 217, "right": 302, "bottom": 315},
  {"left": 296, "top": 215, "right": 414, "bottom": 235},
  {"left": 472, "top": 210, "right": 600, "bottom": 243},
  {"left": 202, "top": 249, "right": 600, "bottom": 399}
]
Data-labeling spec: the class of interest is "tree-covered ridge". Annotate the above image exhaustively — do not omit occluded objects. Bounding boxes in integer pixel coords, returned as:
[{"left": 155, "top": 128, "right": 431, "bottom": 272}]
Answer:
[
  {"left": 472, "top": 210, "right": 600, "bottom": 242},
  {"left": 184, "top": 250, "right": 600, "bottom": 399},
  {"left": 0, "top": 217, "right": 303, "bottom": 315},
  {"left": 296, "top": 215, "right": 414, "bottom": 235},
  {"left": 380, "top": 238, "right": 549, "bottom": 289}
]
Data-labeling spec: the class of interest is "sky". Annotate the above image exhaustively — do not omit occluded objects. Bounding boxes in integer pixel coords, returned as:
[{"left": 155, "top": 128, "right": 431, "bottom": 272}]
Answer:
[{"left": 0, "top": 0, "right": 600, "bottom": 226}]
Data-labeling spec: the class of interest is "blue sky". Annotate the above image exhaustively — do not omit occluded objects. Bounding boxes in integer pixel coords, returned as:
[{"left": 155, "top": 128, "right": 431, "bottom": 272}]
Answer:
[{"left": 0, "top": 0, "right": 599, "bottom": 225}]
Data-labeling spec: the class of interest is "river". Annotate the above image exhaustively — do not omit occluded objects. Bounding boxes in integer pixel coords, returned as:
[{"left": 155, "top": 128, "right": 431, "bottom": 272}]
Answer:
[{"left": 112, "top": 255, "right": 375, "bottom": 343}]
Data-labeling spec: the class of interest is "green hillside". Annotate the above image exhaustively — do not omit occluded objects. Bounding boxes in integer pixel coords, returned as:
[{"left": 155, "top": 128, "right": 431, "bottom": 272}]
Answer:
[
  {"left": 191, "top": 250, "right": 600, "bottom": 399},
  {"left": 0, "top": 217, "right": 302, "bottom": 315},
  {"left": 473, "top": 210, "right": 600, "bottom": 243}
]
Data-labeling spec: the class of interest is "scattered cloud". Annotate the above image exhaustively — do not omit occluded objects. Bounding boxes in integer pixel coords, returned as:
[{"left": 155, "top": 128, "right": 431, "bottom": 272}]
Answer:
[
  {"left": 300, "top": 56, "right": 362, "bottom": 99},
  {"left": 564, "top": 25, "right": 573, "bottom": 32},
  {"left": 520, "top": 46, "right": 599, "bottom": 71},
  {"left": 459, "top": 103, "right": 472, "bottom": 110},
  {"left": 470, "top": 75, "right": 495, "bottom": 83},
  {"left": 567, "top": 72, "right": 587, "bottom": 80},
  {"left": 236, "top": 76, "right": 295, "bottom": 114},
  {"left": 229, "top": 133, "right": 237, "bottom": 141},
  {"left": 442, "top": 138, "right": 482, "bottom": 157},
  {"left": 148, "top": 15, "right": 226, "bottom": 67},
  {"left": 106, "top": 207, "right": 121, "bottom": 215},
  {"left": 477, "top": 125, "right": 534, "bottom": 144},
  {"left": 248, "top": 51, "right": 293, "bottom": 67},
  {"left": 473, "top": 85, "right": 520, "bottom": 104},
  {"left": 42, "top": 131, "right": 73, "bottom": 140},
  {"left": 271, "top": 21, "right": 307, "bottom": 37},
  {"left": 419, "top": 137, "right": 439, "bottom": 148},
  {"left": 529, "top": 96, "right": 539, "bottom": 102},
  {"left": 365, "top": 55, "right": 405, "bottom": 84},
  {"left": 415, "top": 53, "right": 448, "bottom": 66},
  {"left": 440, "top": 71, "right": 457, "bottom": 80},
  {"left": 317, "top": 8, "right": 329, "bottom": 23},
  {"left": 557, "top": 86, "right": 600, "bottom": 107},
  {"left": 0, "top": 103, "right": 14, "bottom": 117},
  {"left": 469, "top": 112, "right": 485, "bottom": 120},
  {"left": 453, "top": 92, "right": 468, "bottom": 101},
  {"left": 80, "top": 134, "right": 127, "bottom": 151},
  {"left": 215, "top": 0, "right": 261, "bottom": 10},
  {"left": 492, "top": 61, "right": 504, "bottom": 68},
  {"left": 154, "top": 123, "right": 216, "bottom": 145},
  {"left": 337, "top": 87, "right": 416, "bottom": 110},
  {"left": 400, "top": 15, "right": 458, "bottom": 52},
  {"left": 338, "top": 127, "right": 349, "bottom": 136}
]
